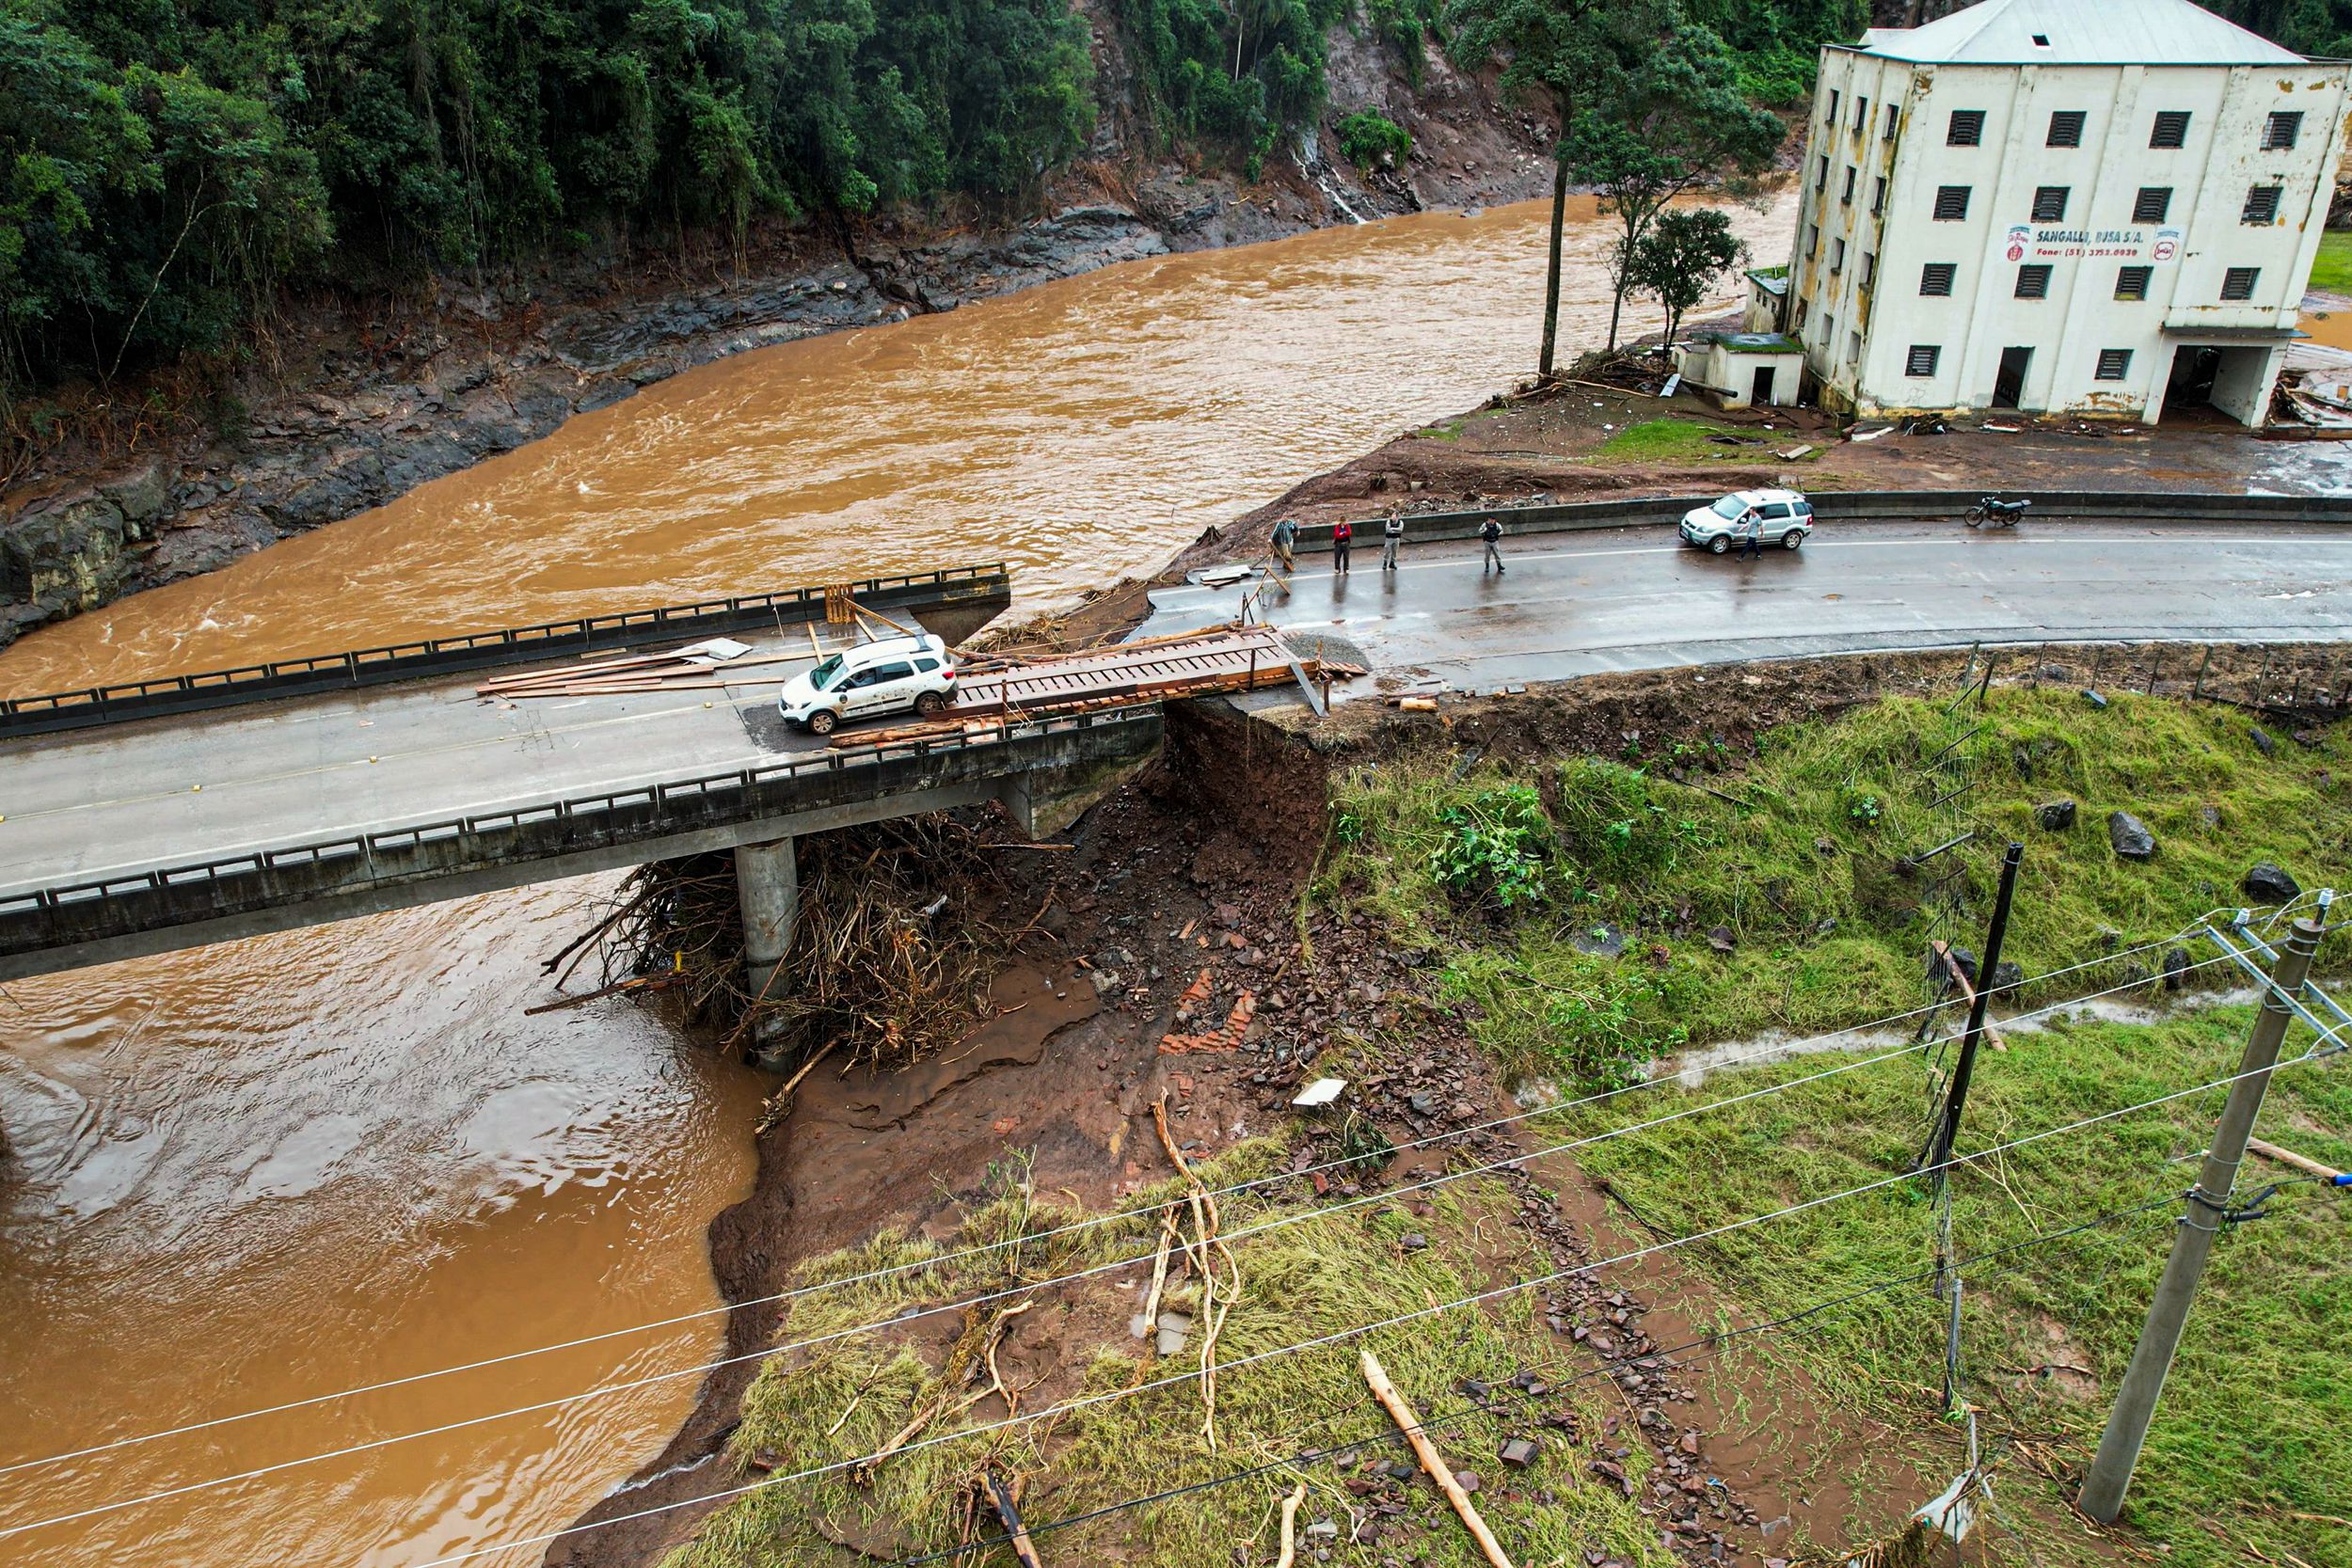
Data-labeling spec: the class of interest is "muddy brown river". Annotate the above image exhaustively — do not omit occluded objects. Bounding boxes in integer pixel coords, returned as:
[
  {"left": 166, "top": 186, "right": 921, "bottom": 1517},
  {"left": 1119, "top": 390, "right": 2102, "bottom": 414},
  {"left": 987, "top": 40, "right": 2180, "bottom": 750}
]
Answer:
[{"left": 0, "top": 191, "right": 1796, "bottom": 1568}]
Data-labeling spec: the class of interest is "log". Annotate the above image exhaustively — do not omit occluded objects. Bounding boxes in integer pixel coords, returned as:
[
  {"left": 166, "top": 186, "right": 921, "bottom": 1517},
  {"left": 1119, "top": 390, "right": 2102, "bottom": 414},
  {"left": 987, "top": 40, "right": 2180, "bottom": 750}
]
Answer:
[
  {"left": 982, "top": 1471, "right": 1045, "bottom": 1568},
  {"left": 1359, "top": 1351, "right": 1514, "bottom": 1568},
  {"left": 2248, "top": 1136, "right": 2344, "bottom": 1181},
  {"left": 1275, "top": 1481, "right": 1308, "bottom": 1568}
]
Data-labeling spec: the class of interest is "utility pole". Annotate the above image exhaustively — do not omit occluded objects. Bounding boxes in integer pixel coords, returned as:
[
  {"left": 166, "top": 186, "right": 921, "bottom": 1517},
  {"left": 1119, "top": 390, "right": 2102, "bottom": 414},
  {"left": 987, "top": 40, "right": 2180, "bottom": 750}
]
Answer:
[
  {"left": 1923, "top": 841, "right": 2024, "bottom": 1177},
  {"left": 2077, "top": 915, "right": 2322, "bottom": 1524}
]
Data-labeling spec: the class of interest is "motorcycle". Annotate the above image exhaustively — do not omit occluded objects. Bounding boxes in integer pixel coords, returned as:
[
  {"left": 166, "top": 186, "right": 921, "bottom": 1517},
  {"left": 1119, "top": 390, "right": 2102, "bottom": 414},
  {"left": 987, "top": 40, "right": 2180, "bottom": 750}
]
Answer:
[{"left": 1964, "top": 496, "right": 2030, "bottom": 530}]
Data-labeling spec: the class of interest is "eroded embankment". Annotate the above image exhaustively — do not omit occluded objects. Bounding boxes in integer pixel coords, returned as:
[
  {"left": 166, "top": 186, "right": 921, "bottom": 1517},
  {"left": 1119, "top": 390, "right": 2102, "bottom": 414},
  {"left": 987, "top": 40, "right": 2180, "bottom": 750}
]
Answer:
[{"left": 557, "top": 642, "right": 2352, "bottom": 1568}]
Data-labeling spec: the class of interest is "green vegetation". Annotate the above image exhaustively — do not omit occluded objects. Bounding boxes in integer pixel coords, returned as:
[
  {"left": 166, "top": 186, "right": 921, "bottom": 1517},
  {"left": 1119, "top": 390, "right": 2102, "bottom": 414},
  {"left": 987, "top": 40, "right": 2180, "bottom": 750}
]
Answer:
[
  {"left": 1625, "top": 204, "right": 1746, "bottom": 344},
  {"left": 2310, "top": 230, "right": 2352, "bottom": 295},
  {"left": 1588, "top": 417, "right": 1757, "bottom": 461},
  {"left": 2, "top": 0, "right": 1095, "bottom": 386},
  {"left": 669, "top": 1154, "right": 1671, "bottom": 1567},
  {"left": 1316, "top": 688, "right": 2352, "bottom": 1085},
  {"left": 1563, "top": 24, "right": 1783, "bottom": 350},
  {"left": 1682, "top": 0, "right": 1864, "bottom": 103},
  {"left": 1333, "top": 109, "right": 1412, "bottom": 169},
  {"left": 1111, "top": 0, "right": 1345, "bottom": 177},
  {"left": 1552, "top": 1005, "right": 2351, "bottom": 1567}
]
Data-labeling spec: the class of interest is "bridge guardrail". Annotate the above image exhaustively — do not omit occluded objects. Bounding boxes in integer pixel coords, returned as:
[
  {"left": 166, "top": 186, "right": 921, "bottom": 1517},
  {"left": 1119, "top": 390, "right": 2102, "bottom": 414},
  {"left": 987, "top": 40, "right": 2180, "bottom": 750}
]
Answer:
[
  {"left": 0, "top": 704, "right": 1164, "bottom": 961},
  {"left": 1289, "top": 489, "right": 2352, "bottom": 547},
  {"left": 0, "top": 562, "right": 1012, "bottom": 740}
]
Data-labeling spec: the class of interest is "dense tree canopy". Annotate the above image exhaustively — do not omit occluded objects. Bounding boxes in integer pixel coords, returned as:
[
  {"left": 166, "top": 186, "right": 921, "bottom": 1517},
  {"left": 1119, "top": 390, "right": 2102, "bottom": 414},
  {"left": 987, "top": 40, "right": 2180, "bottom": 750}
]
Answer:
[{"left": 0, "top": 0, "right": 1093, "bottom": 384}]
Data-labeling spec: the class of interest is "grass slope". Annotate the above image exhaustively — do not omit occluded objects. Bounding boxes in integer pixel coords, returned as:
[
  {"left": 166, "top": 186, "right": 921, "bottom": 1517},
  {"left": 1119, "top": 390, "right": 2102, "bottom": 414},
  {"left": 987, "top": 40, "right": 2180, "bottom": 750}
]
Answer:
[
  {"left": 2309, "top": 230, "right": 2352, "bottom": 295},
  {"left": 1319, "top": 687, "right": 2352, "bottom": 1085},
  {"left": 671, "top": 1154, "right": 1668, "bottom": 1568},
  {"left": 1551, "top": 1006, "right": 2351, "bottom": 1568}
]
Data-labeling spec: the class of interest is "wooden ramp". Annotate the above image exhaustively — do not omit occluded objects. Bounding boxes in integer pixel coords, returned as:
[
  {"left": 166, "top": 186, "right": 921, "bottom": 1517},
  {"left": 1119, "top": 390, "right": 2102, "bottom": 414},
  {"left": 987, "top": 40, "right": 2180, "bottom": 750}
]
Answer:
[{"left": 844, "top": 626, "right": 1353, "bottom": 746}]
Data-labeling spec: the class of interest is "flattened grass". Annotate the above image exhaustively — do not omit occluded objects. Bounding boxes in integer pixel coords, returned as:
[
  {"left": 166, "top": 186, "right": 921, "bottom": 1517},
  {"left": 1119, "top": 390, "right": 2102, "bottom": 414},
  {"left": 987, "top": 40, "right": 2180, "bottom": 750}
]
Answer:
[{"left": 669, "top": 1156, "right": 1669, "bottom": 1568}]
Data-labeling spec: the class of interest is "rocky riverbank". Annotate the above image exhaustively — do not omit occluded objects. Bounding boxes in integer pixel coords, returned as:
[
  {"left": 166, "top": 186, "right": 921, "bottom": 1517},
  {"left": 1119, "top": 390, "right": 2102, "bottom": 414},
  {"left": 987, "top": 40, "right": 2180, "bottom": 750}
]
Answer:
[{"left": 0, "top": 23, "right": 1555, "bottom": 656}]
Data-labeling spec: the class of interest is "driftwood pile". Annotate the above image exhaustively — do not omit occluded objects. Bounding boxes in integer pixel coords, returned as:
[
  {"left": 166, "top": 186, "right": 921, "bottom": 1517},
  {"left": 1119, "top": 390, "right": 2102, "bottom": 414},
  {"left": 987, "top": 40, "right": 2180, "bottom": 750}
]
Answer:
[{"left": 562, "top": 816, "right": 1011, "bottom": 1064}]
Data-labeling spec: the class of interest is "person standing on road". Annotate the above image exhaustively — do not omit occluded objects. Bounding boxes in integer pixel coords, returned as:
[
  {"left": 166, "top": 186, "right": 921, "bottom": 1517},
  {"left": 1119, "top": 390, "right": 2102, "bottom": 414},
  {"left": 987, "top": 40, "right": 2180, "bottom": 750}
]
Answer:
[
  {"left": 1381, "top": 513, "right": 1406, "bottom": 572},
  {"left": 1479, "top": 515, "right": 1505, "bottom": 575},
  {"left": 1270, "top": 515, "right": 1297, "bottom": 573},
  {"left": 1332, "top": 517, "right": 1354, "bottom": 575},
  {"left": 1736, "top": 507, "right": 1764, "bottom": 562}
]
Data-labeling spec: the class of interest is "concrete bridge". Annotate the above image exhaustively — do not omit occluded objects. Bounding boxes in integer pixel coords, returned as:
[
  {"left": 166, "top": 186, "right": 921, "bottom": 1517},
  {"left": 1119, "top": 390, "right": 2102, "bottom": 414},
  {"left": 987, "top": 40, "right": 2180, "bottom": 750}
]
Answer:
[{"left": 0, "top": 565, "right": 1159, "bottom": 982}]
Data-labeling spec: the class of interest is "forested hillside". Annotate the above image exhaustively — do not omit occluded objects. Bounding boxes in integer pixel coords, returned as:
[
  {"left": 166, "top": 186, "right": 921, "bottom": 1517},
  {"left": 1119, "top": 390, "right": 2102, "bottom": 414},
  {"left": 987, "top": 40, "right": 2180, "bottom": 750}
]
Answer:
[{"left": 2, "top": 0, "right": 2341, "bottom": 395}]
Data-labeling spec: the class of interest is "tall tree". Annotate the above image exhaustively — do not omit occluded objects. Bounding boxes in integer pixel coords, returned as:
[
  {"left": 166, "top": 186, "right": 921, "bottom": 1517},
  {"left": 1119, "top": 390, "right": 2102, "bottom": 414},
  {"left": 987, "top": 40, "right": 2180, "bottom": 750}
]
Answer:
[
  {"left": 1565, "top": 22, "right": 1781, "bottom": 352},
  {"left": 1443, "top": 0, "right": 1656, "bottom": 380},
  {"left": 1625, "top": 204, "right": 1744, "bottom": 346}
]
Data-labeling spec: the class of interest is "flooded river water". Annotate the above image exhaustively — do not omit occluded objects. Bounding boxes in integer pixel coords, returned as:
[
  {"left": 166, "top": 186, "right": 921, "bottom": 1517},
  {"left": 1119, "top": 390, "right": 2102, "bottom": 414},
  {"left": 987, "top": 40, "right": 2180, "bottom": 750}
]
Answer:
[{"left": 0, "top": 190, "right": 1796, "bottom": 1568}]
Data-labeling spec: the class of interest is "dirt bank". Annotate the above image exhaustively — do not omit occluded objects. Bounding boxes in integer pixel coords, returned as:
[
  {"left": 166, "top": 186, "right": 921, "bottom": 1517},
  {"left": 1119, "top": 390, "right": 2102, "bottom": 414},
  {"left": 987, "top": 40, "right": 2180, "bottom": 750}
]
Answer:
[
  {"left": 0, "top": 20, "right": 1557, "bottom": 653},
  {"left": 559, "top": 645, "right": 2234, "bottom": 1568}
]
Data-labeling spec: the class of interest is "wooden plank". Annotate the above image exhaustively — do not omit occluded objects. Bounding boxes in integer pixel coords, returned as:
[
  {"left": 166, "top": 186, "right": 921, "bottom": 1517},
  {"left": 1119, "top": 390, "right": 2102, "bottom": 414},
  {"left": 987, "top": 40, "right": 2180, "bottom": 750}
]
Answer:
[
  {"left": 2248, "top": 1136, "right": 2344, "bottom": 1181},
  {"left": 1361, "top": 1351, "right": 1514, "bottom": 1568}
]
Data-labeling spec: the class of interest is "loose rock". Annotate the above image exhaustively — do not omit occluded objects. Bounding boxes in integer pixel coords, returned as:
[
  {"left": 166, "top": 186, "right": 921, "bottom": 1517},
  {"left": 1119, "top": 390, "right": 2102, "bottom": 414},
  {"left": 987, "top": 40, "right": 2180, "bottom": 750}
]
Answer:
[
  {"left": 2244, "top": 862, "right": 2301, "bottom": 904},
  {"left": 2033, "top": 799, "right": 2077, "bottom": 832},
  {"left": 2107, "top": 811, "right": 2157, "bottom": 862}
]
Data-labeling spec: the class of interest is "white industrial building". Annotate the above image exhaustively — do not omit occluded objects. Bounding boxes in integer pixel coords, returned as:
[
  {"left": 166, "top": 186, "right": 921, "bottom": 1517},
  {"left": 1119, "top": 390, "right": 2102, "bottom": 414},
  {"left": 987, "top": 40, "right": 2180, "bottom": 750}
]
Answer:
[{"left": 1772, "top": 0, "right": 2351, "bottom": 426}]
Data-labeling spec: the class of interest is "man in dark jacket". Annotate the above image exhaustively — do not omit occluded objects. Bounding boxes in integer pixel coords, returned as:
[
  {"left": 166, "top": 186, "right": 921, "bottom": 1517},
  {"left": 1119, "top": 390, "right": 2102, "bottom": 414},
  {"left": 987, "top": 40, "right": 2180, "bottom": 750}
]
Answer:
[{"left": 1479, "top": 515, "right": 1504, "bottom": 575}]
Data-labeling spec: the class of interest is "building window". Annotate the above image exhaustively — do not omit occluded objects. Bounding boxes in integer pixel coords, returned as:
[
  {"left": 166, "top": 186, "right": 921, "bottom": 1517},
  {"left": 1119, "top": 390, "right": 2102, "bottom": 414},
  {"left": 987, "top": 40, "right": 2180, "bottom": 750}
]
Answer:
[
  {"left": 2047, "top": 110, "right": 2087, "bottom": 147},
  {"left": 1934, "top": 185, "right": 1971, "bottom": 220},
  {"left": 2133, "top": 186, "right": 2172, "bottom": 224},
  {"left": 2150, "top": 110, "right": 2191, "bottom": 148},
  {"left": 1806, "top": 222, "right": 1820, "bottom": 255},
  {"left": 1828, "top": 89, "right": 1841, "bottom": 125},
  {"left": 1884, "top": 103, "right": 1899, "bottom": 140},
  {"left": 2015, "top": 264, "right": 2054, "bottom": 299},
  {"left": 1820, "top": 312, "right": 1836, "bottom": 348},
  {"left": 1873, "top": 175, "right": 1887, "bottom": 214},
  {"left": 1833, "top": 237, "right": 1847, "bottom": 273},
  {"left": 1849, "top": 330, "right": 1863, "bottom": 363},
  {"left": 1861, "top": 251, "right": 1877, "bottom": 286},
  {"left": 1906, "top": 344, "right": 1941, "bottom": 376},
  {"left": 1842, "top": 165, "right": 1857, "bottom": 203},
  {"left": 2030, "top": 31, "right": 2050, "bottom": 44},
  {"left": 2115, "top": 265, "right": 2153, "bottom": 299},
  {"left": 2095, "top": 349, "right": 2133, "bottom": 380},
  {"left": 1948, "top": 110, "right": 1985, "bottom": 147},
  {"left": 2221, "top": 266, "right": 2261, "bottom": 300},
  {"left": 1815, "top": 154, "right": 1827, "bottom": 191},
  {"left": 2265, "top": 111, "right": 2303, "bottom": 150},
  {"left": 2244, "top": 184, "right": 2282, "bottom": 224},
  {"left": 2031, "top": 185, "right": 2070, "bottom": 222},
  {"left": 1920, "top": 262, "right": 1957, "bottom": 295},
  {"left": 1855, "top": 95, "right": 1869, "bottom": 132}
]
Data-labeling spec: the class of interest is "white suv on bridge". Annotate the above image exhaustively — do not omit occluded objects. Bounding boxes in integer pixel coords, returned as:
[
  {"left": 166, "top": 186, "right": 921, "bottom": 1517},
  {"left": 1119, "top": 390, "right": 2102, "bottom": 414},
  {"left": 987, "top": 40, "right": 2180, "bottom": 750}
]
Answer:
[
  {"left": 778, "top": 634, "right": 957, "bottom": 735},
  {"left": 1678, "top": 488, "right": 1815, "bottom": 553}
]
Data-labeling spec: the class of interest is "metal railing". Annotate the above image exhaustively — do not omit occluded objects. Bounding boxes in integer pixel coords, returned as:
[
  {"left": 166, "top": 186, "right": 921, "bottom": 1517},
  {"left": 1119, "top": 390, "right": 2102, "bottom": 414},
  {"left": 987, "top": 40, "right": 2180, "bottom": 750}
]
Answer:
[
  {"left": 1291, "top": 489, "right": 2352, "bottom": 549},
  {"left": 0, "top": 563, "right": 1011, "bottom": 739},
  {"left": 0, "top": 705, "right": 1162, "bottom": 954}
]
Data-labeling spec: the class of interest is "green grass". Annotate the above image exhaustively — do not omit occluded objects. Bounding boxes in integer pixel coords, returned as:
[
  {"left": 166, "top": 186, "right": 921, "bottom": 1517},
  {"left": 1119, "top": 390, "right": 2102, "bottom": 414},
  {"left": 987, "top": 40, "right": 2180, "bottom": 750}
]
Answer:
[
  {"left": 667, "top": 1153, "right": 1671, "bottom": 1568},
  {"left": 1588, "top": 417, "right": 1816, "bottom": 464},
  {"left": 1548, "top": 1006, "right": 2352, "bottom": 1568},
  {"left": 1318, "top": 687, "right": 2352, "bottom": 1085},
  {"left": 2309, "top": 230, "right": 2352, "bottom": 295}
]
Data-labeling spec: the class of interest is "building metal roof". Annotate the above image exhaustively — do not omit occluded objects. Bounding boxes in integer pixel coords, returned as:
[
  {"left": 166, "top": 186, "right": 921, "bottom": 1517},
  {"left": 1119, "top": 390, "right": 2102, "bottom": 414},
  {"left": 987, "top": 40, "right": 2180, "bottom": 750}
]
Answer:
[{"left": 1852, "top": 0, "right": 2304, "bottom": 65}]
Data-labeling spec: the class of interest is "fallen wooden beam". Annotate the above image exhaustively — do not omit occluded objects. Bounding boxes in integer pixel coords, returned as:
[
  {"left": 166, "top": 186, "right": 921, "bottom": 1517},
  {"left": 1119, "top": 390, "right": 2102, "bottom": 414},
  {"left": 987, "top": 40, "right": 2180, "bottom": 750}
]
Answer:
[
  {"left": 1930, "top": 939, "right": 2010, "bottom": 1053},
  {"left": 982, "top": 1470, "right": 1045, "bottom": 1568},
  {"left": 1275, "top": 1481, "right": 1307, "bottom": 1568},
  {"left": 2248, "top": 1136, "right": 2345, "bottom": 1182},
  {"left": 1360, "top": 1350, "right": 1515, "bottom": 1568}
]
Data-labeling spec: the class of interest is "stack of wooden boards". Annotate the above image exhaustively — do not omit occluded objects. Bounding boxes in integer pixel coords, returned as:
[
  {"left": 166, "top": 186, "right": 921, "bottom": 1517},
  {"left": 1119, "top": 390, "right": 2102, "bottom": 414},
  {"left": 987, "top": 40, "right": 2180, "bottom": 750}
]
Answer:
[
  {"left": 846, "top": 625, "right": 1364, "bottom": 746},
  {"left": 473, "top": 637, "right": 808, "bottom": 700}
]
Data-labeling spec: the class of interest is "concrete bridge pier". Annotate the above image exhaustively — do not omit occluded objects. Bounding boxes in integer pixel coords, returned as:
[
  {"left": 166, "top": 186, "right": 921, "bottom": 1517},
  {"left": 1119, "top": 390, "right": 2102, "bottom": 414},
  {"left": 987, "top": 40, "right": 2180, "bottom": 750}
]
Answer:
[{"left": 736, "top": 837, "right": 799, "bottom": 1039}]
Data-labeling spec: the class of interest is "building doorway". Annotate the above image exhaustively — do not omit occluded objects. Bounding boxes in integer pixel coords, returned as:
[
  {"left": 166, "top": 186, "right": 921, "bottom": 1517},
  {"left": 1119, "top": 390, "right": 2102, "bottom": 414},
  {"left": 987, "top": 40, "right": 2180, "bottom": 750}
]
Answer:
[
  {"left": 2163, "top": 343, "right": 2280, "bottom": 427},
  {"left": 1992, "top": 346, "right": 2033, "bottom": 409},
  {"left": 1751, "top": 366, "right": 1775, "bottom": 405}
]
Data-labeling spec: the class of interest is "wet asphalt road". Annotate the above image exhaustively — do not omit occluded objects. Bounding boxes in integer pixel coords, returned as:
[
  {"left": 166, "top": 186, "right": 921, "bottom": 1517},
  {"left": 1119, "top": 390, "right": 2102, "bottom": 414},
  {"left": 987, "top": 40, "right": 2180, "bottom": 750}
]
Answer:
[{"left": 1139, "top": 519, "right": 2352, "bottom": 692}]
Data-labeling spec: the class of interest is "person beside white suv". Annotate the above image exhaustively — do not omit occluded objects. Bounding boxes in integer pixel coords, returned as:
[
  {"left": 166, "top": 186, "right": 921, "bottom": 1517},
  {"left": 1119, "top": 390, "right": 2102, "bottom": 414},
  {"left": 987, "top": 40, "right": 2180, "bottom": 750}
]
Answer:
[
  {"left": 1678, "top": 488, "right": 1814, "bottom": 554},
  {"left": 776, "top": 633, "right": 957, "bottom": 735}
]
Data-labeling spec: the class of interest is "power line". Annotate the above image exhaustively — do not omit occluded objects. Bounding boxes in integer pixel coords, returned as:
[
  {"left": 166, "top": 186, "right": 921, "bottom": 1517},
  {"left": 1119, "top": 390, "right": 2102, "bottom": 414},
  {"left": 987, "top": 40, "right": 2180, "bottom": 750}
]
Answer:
[
  {"left": 882, "top": 1192, "right": 2190, "bottom": 1567},
  {"left": 0, "top": 927, "right": 2217, "bottom": 1488},
  {"left": 1, "top": 955, "right": 2234, "bottom": 1540},
  {"left": 335, "top": 1037, "right": 2348, "bottom": 1568}
]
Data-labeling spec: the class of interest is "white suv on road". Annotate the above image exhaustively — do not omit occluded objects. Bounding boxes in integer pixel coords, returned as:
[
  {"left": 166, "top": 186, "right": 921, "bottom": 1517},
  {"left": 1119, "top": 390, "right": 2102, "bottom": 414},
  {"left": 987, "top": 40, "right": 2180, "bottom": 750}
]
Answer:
[
  {"left": 778, "top": 634, "right": 957, "bottom": 735},
  {"left": 1678, "top": 488, "right": 1815, "bottom": 553}
]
